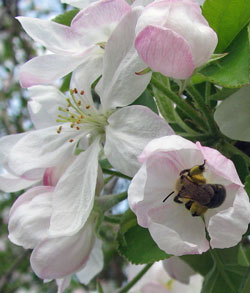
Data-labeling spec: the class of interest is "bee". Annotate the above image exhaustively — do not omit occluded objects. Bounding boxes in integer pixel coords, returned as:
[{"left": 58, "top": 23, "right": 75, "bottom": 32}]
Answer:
[{"left": 163, "top": 161, "right": 226, "bottom": 217}]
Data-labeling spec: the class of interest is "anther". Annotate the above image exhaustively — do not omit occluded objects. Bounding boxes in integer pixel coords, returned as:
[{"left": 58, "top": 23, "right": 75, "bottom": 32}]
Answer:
[
  {"left": 57, "top": 126, "right": 62, "bottom": 134},
  {"left": 70, "top": 123, "right": 74, "bottom": 128},
  {"left": 77, "top": 101, "right": 82, "bottom": 106},
  {"left": 76, "top": 126, "right": 80, "bottom": 130},
  {"left": 76, "top": 120, "right": 81, "bottom": 124},
  {"left": 73, "top": 88, "right": 78, "bottom": 94},
  {"left": 80, "top": 115, "right": 84, "bottom": 119},
  {"left": 71, "top": 115, "right": 75, "bottom": 119},
  {"left": 86, "top": 105, "right": 91, "bottom": 109},
  {"left": 69, "top": 139, "right": 74, "bottom": 143},
  {"left": 80, "top": 90, "right": 85, "bottom": 95}
]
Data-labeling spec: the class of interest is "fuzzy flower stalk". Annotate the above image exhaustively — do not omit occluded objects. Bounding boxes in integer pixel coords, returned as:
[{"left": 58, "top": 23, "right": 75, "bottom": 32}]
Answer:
[{"left": 128, "top": 135, "right": 250, "bottom": 256}]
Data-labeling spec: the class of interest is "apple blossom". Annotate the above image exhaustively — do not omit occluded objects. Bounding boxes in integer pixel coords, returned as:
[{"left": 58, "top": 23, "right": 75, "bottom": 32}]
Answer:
[
  {"left": 1, "top": 9, "right": 174, "bottom": 239},
  {"left": 17, "top": 0, "right": 131, "bottom": 88},
  {"left": 214, "top": 85, "right": 250, "bottom": 142},
  {"left": 127, "top": 259, "right": 202, "bottom": 292},
  {"left": 8, "top": 161, "right": 104, "bottom": 293},
  {"left": 134, "top": 0, "right": 218, "bottom": 79},
  {"left": 128, "top": 135, "right": 250, "bottom": 256}
]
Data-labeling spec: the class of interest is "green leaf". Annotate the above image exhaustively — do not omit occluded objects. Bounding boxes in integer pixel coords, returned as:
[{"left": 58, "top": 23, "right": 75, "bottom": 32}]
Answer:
[
  {"left": 181, "top": 246, "right": 239, "bottom": 277},
  {"left": 131, "top": 89, "right": 158, "bottom": 114},
  {"left": 199, "top": 25, "right": 250, "bottom": 88},
  {"left": 231, "top": 155, "right": 249, "bottom": 183},
  {"left": 181, "top": 251, "right": 213, "bottom": 276},
  {"left": 202, "top": 0, "right": 250, "bottom": 53},
  {"left": 202, "top": 264, "right": 249, "bottom": 293},
  {"left": 117, "top": 210, "right": 170, "bottom": 264},
  {"left": 240, "top": 267, "right": 250, "bottom": 293},
  {"left": 53, "top": 9, "right": 79, "bottom": 26}
]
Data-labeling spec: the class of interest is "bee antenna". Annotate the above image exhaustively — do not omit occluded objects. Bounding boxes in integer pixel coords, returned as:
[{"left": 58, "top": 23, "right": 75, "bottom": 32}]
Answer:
[{"left": 163, "top": 191, "right": 174, "bottom": 203}]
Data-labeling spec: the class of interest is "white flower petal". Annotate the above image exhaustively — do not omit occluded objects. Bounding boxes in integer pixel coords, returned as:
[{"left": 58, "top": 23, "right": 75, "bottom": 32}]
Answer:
[
  {"left": 56, "top": 276, "right": 72, "bottom": 293},
  {"left": 8, "top": 186, "right": 53, "bottom": 249},
  {"left": 163, "top": 256, "right": 195, "bottom": 284},
  {"left": 105, "top": 105, "right": 174, "bottom": 177},
  {"left": 99, "top": 8, "right": 151, "bottom": 109},
  {"left": 28, "top": 85, "right": 67, "bottom": 129},
  {"left": 148, "top": 204, "right": 209, "bottom": 256},
  {"left": 31, "top": 218, "right": 95, "bottom": 279},
  {"left": 214, "top": 85, "right": 250, "bottom": 141},
  {"left": 16, "top": 17, "right": 81, "bottom": 54},
  {"left": 71, "top": 50, "right": 103, "bottom": 100},
  {"left": 61, "top": 0, "right": 96, "bottom": 8},
  {"left": 9, "top": 126, "right": 82, "bottom": 178},
  {"left": 76, "top": 238, "right": 103, "bottom": 284},
  {"left": 208, "top": 187, "right": 250, "bottom": 249},
  {"left": 49, "top": 139, "right": 101, "bottom": 236},
  {"left": 0, "top": 172, "right": 39, "bottom": 193},
  {"left": 19, "top": 53, "right": 86, "bottom": 88}
]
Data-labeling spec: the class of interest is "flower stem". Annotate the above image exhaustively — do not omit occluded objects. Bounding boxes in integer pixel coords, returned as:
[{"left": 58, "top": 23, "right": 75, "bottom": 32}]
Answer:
[
  {"left": 117, "top": 263, "right": 153, "bottom": 293},
  {"left": 96, "top": 192, "right": 127, "bottom": 212},
  {"left": 222, "top": 141, "right": 250, "bottom": 166},
  {"left": 102, "top": 168, "right": 131, "bottom": 180},
  {"left": 151, "top": 77, "right": 208, "bottom": 130},
  {"left": 187, "top": 85, "right": 220, "bottom": 136}
]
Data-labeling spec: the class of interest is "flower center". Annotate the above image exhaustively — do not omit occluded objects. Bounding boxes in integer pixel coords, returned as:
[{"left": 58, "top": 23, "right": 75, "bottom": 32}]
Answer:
[{"left": 56, "top": 88, "right": 109, "bottom": 140}]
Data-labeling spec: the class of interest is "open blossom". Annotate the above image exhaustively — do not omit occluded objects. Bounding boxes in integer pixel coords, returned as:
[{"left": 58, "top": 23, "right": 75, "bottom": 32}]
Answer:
[
  {"left": 1, "top": 9, "right": 174, "bottom": 239},
  {"left": 17, "top": 0, "right": 131, "bottom": 88},
  {"left": 8, "top": 161, "right": 104, "bottom": 293},
  {"left": 128, "top": 135, "right": 250, "bottom": 256},
  {"left": 127, "top": 258, "right": 202, "bottom": 293},
  {"left": 134, "top": 0, "right": 218, "bottom": 79}
]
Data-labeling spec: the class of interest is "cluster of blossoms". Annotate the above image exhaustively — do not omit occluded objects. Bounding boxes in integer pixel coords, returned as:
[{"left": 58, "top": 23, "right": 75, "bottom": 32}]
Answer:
[{"left": 1, "top": 0, "right": 250, "bottom": 291}]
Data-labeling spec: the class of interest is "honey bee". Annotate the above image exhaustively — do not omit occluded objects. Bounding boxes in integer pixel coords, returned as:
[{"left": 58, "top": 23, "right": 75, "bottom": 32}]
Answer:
[{"left": 163, "top": 161, "right": 226, "bottom": 217}]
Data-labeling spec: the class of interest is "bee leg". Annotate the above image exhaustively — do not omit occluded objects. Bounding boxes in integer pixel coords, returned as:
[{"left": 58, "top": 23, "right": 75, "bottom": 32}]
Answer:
[
  {"left": 190, "top": 202, "right": 208, "bottom": 217},
  {"left": 173, "top": 195, "right": 183, "bottom": 204},
  {"left": 185, "top": 200, "right": 194, "bottom": 210}
]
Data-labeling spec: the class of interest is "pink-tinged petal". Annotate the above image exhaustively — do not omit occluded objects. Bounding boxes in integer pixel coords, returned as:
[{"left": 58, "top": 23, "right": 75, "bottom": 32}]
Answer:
[
  {"left": 28, "top": 86, "right": 67, "bottom": 129},
  {"left": 76, "top": 238, "right": 103, "bottom": 284},
  {"left": 128, "top": 154, "right": 179, "bottom": 227},
  {"left": 0, "top": 172, "right": 39, "bottom": 193},
  {"left": 8, "top": 125, "right": 83, "bottom": 178},
  {"left": 49, "top": 139, "right": 101, "bottom": 236},
  {"left": 208, "top": 187, "right": 250, "bottom": 249},
  {"left": 16, "top": 17, "right": 81, "bottom": 54},
  {"left": 138, "top": 135, "right": 203, "bottom": 167},
  {"left": 163, "top": 256, "right": 195, "bottom": 284},
  {"left": 135, "top": 25, "right": 195, "bottom": 79},
  {"left": 99, "top": 8, "right": 151, "bottom": 109},
  {"left": 71, "top": 0, "right": 131, "bottom": 45},
  {"left": 197, "top": 142, "right": 243, "bottom": 186},
  {"left": 31, "top": 218, "right": 95, "bottom": 279},
  {"left": 105, "top": 105, "right": 174, "bottom": 177},
  {"left": 56, "top": 276, "right": 71, "bottom": 293},
  {"left": 43, "top": 157, "right": 75, "bottom": 187},
  {"left": 19, "top": 53, "right": 85, "bottom": 88},
  {"left": 8, "top": 186, "right": 53, "bottom": 249},
  {"left": 136, "top": 0, "right": 217, "bottom": 68},
  {"left": 148, "top": 204, "right": 209, "bottom": 256}
]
